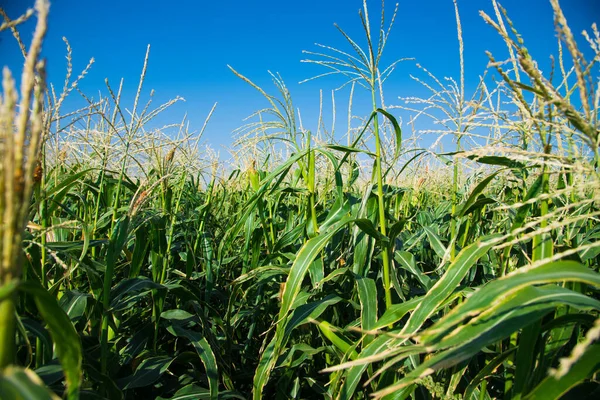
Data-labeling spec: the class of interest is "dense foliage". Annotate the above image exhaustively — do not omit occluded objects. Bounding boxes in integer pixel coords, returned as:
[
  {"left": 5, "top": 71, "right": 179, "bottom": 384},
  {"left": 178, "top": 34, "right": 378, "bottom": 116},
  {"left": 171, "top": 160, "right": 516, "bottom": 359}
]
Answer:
[{"left": 1, "top": 0, "right": 599, "bottom": 399}]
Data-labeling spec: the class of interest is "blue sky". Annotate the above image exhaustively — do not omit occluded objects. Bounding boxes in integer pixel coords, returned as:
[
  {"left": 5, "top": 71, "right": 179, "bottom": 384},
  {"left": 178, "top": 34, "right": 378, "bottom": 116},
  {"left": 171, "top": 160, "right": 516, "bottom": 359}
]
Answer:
[{"left": 2, "top": 0, "right": 599, "bottom": 158}]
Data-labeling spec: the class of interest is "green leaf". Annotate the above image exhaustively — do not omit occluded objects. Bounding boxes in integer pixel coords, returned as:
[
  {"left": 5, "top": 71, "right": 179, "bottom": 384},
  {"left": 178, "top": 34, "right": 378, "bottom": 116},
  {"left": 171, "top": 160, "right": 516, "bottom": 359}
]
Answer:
[
  {"left": 120, "top": 356, "right": 175, "bottom": 390},
  {"left": 337, "top": 335, "right": 399, "bottom": 400},
  {"left": 374, "top": 298, "right": 421, "bottom": 330},
  {"left": 317, "top": 320, "right": 359, "bottom": 359},
  {"left": 420, "top": 261, "right": 600, "bottom": 344},
  {"left": 167, "top": 325, "right": 219, "bottom": 399},
  {"left": 514, "top": 174, "right": 544, "bottom": 229},
  {"left": 326, "top": 144, "right": 375, "bottom": 157},
  {"left": 336, "top": 235, "right": 499, "bottom": 399},
  {"left": 201, "top": 232, "right": 215, "bottom": 301},
  {"left": 106, "top": 216, "right": 130, "bottom": 283},
  {"left": 466, "top": 155, "right": 525, "bottom": 169},
  {"left": 45, "top": 169, "right": 93, "bottom": 215},
  {"left": 355, "top": 218, "right": 386, "bottom": 243},
  {"left": 155, "top": 384, "right": 211, "bottom": 399},
  {"left": 0, "top": 367, "right": 60, "bottom": 400},
  {"left": 219, "top": 150, "right": 310, "bottom": 257},
  {"left": 455, "top": 171, "right": 500, "bottom": 218},
  {"left": 316, "top": 268, "right": 349, "bottom": 288},
  {"left": 356, "top": 276, "right": 377, "bottom": 332},
  {"left": 21, "top": 318, "right": 52, "bottom": 361},
  {"left": 20, "top": 281, "right": 82, "bottom": 400},
  {"left": 110, "top": 277, "right": 166, "bottom": 310},
  {"left": 45, "top": 240, "right": 107, "bottom": 253},
  {"left": 374, "top": 291, "right": 464, "bottom": 330},
  {"left": 463, "top": 348, "right": 517, "bottom": 400},
  {"left": 514, "top": 320, "right": 542, "bottom": 397},
  {"left": 525, "top": 344, "right": 600, "bottom": 400},
  {"left": 461, "top": 196, "right": 496, "bottom": 217},
  {"left": 394, "top": 251, "right": 432, "bottom": 290},
  {"left": 0, "top": 281, "right": 18, "bottom": 302},
  {"left": 376, "top": 108, "right": 402, "bottom": 158},
  {"left": 274, "top": 223, "right": 305, "bottom": 252},
  {"left": 279, "top": 344, "right": 325, "bottom": 369},
  {"left": 253, "top": 216, "right": 354, "bottom": 399},
  {"left": 373, "top": 285, "right": 600, "bottom": 396},
  {"left": 252, "top": 337, "right": 277, "bottom": 399},
  {"left": 129, "top": 224, "right": 150, "bottom": 278},
  {"left": 402, "top": 234, "right": 499, "bottom": 336},
  {"left": 59, "top": 291, "right": 88, "bottom": 322},
  {"left": 35, "top": 362, "right": 64, "bottom": 386},
  {"left": 279, "top": 216, "right": 353, "bottom": 321},
  {"left": 285, "top": 294, "right": 342, "bottom": 337},
  {"left": 423, "top": 226, "right": 447, "bottom": 261},
  {"left": 427, "top": 285, "right": 600, "bottom": 352}
]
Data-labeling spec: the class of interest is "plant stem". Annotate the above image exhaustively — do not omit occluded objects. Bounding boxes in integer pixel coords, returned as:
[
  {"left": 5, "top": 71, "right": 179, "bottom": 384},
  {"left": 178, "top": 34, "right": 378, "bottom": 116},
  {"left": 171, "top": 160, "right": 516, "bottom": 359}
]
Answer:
[
  {"left": 451, "top": 138, "right": 461, "bottom": 262},
  {"left": 371, "top": 89, "right": 392, "bottom": 310},
  {"left": 0, "top": 296, "right": 16, "bottom": 368}
]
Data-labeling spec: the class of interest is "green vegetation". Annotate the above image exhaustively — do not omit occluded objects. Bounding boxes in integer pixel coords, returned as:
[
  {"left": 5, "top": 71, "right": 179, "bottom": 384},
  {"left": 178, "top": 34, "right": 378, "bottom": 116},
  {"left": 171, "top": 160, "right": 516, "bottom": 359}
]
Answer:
[{"left": 1, "top": 0, "right": 600, "bottom": 399}]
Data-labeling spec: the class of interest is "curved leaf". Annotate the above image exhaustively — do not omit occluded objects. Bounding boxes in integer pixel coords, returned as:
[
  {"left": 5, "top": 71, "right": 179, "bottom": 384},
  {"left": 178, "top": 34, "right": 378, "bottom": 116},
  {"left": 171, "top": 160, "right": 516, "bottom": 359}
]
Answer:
[
  {"left": 20, "top": 281, "right": 82, "bottom": 400},
  {"left": 0, "top": 367, "right": 60, "bottom": 400}
]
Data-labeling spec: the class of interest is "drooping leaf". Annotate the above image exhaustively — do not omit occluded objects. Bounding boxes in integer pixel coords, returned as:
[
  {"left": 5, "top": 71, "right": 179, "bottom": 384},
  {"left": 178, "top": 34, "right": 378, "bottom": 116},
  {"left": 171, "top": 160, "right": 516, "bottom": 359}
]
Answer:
[
  {"left": 394, "top": 251, "right": 432, "bottom": 290},
  {"left": 454, "top": 171, "right": 499, "bottom": 218},
  {"left": 0, "top": 367, "right": 60, "bottom": 400},
  {"left": 161, "top": 309, "right": 218, "bottom": 397},
  {"left": 119, "top": 356, "right": 175, "bottom": 390},
  {"left": 525, "top": 344, "right": 600, "bottom": 400},
  {"left": 58, "top": 291, "right": 88, "bottom": 322},
  {"left": 20, "top": 281, "right": 82, "bottom": 400}
]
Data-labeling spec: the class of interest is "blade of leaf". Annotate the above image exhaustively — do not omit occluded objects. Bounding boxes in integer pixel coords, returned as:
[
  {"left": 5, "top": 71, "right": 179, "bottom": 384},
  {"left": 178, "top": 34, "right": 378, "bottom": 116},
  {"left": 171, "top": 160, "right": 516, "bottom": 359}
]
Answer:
[{"left": 20, "top": 281, "right": 82, "bottom": 400}]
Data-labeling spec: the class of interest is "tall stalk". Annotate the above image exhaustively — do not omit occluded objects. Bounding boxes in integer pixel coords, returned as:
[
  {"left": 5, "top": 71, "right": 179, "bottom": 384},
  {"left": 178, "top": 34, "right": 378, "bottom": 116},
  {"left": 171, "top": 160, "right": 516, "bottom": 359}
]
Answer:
[
  {"left": 0, "top": 0, "right": 48, "bottom": 369},
  {"left": 370, "top": 86, "right": 392, "bottom": 309},
  {"left": 306, "top": 132, "right": 319, "bottom": 238},
  {"left": 450, "top": 0, "right": 466, "bottom": 262},
  {"left": 301, "top": 0, "right": 403, "bottom": 310},
  {"left": 450, "top": 137, "right": 461, "bottom": 262}
]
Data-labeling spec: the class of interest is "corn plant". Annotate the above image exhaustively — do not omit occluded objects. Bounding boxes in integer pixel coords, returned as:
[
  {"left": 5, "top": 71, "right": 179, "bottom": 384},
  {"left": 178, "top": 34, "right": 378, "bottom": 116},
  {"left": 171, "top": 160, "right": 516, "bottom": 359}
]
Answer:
[
  {"left": 0, "top": 1, "right": 82, "bottom": 399},
  {"left": 1, "top": 0, "right": 599, "bottom": 399}
]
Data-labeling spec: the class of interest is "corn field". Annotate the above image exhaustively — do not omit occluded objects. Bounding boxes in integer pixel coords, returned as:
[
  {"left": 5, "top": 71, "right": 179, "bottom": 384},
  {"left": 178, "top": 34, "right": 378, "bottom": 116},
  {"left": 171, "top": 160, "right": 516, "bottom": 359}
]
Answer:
[{"left": 1, "top": 0, "right": 600, "bottom": 399}]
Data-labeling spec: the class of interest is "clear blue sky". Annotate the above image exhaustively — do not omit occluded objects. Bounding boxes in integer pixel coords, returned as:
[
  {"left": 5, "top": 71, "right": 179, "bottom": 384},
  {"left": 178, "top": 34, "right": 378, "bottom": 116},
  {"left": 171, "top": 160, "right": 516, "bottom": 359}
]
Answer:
[{"left": 2, "top": 0, "right": 599, "bottom": 156}]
